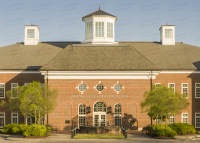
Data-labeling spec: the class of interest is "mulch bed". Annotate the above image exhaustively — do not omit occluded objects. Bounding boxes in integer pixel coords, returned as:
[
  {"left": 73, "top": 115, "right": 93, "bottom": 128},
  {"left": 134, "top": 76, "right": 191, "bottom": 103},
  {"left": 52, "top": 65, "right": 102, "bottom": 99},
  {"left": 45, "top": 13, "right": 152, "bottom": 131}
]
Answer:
[{"left": 24, "top": 135, "right": 49, "bottom": 138}]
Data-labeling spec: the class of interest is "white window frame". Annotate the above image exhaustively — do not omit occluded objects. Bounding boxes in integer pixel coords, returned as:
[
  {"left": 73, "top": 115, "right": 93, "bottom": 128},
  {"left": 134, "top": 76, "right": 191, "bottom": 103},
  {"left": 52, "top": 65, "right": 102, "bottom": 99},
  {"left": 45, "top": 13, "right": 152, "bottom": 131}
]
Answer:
[
  {"left": 155, "top": 83, "right": 161, "bottom": 88},
  {"left": 78, "top": 103, "right": 86, "bottom": 128},
  {"left": 95, "top": 22, "right": 104, "bottom": 37},
  {"left": 182, "top": 113, "right": 188, "bottom": 123},
  {"left": 11, "top": 83, "right": 18, "bottom": 98},
  {"left": 11, "top": 113, "right": 18, "bottom": 124},
  {"left": 169, "top": 114, "right": 175, "bottom": 124},
  {"left": 0, "top": 112, "right": 5, "bottom": 128},
  {"left": 107, "top": 22, "right": 113, "bottom": 38},
  {"left": 114, "top": 103, "right": 122, "bottom": 126},
  {"left": 27, "top": 29, "right": 35, "bottom": 38},
  {"left": 168, "top": 83, "right": 175, "bottom": 93},
  {"left": 165, "top": 29, "right": 173, "bottom": 38},
  {"left": 24, "top": 116, "right": 32, "bottom": 125},
  {"left": 182, "top": 83, "right": 188, "bottom": 98},
  {"left": 0, "top": 83, "right": 5, "bottom": 98},
  {"left": 195, "top": 113, "right": 200, "bottom": 128},
  {"left": 86, "top": 22, "right": 93, "bottom": 39},
  {"left": 195, "top": 83, "right": 200, "bottom": 98},
  {"left": 24, "top": 83, "right": 30, "bottom": 86}
]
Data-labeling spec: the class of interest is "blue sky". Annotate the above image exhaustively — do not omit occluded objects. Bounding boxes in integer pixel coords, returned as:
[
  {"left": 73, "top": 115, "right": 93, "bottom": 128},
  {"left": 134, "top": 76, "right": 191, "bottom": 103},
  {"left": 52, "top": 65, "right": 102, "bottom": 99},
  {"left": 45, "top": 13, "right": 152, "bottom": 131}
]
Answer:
[{"left": 0, "top": 0, "right": 200, "bottom": 47}]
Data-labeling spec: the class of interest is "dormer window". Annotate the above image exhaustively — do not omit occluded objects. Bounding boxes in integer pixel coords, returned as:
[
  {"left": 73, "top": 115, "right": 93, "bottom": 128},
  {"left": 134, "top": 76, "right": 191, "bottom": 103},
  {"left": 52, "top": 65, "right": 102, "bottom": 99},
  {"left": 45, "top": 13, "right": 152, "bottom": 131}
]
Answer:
[
  {"left": 95, "top": 22, "right": 104, "bottom": 37},
  {"left": 165, "top": 29, "right": 173, "bottom": 38},
  {"left": 86, "top": 22, "right": 93, "bottom": 39},
  {"left": 27, "top": 29, "right": 35, "bottom": 38},
  {"left": 107, "top": 22, "right": 113, "bottom": 38}
]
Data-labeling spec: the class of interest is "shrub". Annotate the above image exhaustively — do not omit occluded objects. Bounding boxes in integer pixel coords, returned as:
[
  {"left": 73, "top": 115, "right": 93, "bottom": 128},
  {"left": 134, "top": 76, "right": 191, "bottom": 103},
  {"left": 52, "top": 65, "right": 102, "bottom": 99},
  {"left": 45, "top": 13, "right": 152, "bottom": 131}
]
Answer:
[
  {"left": 168, "top": 123, "right": 196, "bottom": 134},
  {"left": 148, "top": 124, "right": 177, "bottom": 138},
  {"left": 4, "top": 124, "right": 51, "bottom": 137}
]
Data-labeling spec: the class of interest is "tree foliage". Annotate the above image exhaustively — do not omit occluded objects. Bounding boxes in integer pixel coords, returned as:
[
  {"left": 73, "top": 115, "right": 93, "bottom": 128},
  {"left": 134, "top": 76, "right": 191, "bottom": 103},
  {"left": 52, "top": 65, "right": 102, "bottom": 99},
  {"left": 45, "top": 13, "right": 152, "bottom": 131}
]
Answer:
[
  {"left": 140, "top": 84, "right": 190, "bottom": 130},
  {"left": 0, "top": 81, "right": 58, "bottom": 126}
]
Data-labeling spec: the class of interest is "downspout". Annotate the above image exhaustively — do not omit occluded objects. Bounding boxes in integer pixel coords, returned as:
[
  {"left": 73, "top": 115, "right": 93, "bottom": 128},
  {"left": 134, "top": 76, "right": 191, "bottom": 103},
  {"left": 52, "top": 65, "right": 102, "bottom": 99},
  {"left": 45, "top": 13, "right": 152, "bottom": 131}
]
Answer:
[
  {"left": 150, "top": 71, "right": 153, "bottom": 125},
  {"left": 47, "top": 70, "right": 49, "bottom": 125}
]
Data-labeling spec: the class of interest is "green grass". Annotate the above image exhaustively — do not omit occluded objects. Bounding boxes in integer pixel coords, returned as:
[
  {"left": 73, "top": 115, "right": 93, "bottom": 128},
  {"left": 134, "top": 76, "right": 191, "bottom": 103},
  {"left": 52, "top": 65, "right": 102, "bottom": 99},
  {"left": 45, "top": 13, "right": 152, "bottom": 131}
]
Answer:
[{"left": 74, "top": 134, "right": 125, "bottom": 139}]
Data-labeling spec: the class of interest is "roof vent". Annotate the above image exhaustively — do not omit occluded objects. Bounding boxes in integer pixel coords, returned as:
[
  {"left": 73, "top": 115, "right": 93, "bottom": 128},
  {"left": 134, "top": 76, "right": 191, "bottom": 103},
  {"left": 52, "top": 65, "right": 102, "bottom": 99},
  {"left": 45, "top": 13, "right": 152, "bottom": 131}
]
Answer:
[{"left": 24, "top": 25, "right": 40, "bottom": 45}]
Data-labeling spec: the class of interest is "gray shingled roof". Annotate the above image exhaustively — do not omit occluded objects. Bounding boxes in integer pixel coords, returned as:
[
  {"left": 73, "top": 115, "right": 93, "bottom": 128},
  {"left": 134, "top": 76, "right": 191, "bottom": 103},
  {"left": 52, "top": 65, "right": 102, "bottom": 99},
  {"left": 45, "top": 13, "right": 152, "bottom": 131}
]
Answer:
[
  {"left": 40, "top": 45, "right": 157, "bottom": 71},
  {"left": 0, "top": 42, "right": 79, "bottom": 70},
  {"left": 82, "top": 9, "right": 117, "bottom": 20},
  {"left": 120, "top": 42, "right": 200, "bottom": 70}
]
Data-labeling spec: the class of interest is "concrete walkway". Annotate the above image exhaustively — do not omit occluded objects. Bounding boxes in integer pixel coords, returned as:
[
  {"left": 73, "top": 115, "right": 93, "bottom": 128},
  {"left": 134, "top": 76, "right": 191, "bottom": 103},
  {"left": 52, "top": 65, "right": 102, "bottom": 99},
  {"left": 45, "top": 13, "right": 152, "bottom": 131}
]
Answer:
[{"left": 1, "top": 133, "right": 200, "bottom": 143}]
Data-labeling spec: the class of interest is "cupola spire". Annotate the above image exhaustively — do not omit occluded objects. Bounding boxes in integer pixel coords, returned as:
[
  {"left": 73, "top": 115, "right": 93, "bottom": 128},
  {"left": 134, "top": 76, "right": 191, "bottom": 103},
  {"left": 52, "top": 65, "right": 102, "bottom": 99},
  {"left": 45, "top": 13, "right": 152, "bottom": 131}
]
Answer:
[{"left": 99, "top": 5, "right": 100, "bottom": 10}]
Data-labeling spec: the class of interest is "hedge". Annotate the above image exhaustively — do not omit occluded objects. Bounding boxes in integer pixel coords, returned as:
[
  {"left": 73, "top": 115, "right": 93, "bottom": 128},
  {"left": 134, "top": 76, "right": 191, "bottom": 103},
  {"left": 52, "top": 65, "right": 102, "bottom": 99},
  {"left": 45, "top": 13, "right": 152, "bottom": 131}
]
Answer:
[
  {"left": 148, "top": 124, "right": 177, "bottom": 138},
  {"left": 4, "top": 124, "right": 51, "bottom": 137},
  {"left": 168, "top": 123, "right": 196, "bottom": 134}
]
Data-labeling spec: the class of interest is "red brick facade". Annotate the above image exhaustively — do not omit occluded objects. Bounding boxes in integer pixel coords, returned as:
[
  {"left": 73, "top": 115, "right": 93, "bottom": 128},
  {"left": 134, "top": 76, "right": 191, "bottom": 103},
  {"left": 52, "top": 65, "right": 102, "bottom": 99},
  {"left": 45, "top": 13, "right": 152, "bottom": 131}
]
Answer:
[{"left": 1, "top": 72, "right": 200, "bottom": 130}]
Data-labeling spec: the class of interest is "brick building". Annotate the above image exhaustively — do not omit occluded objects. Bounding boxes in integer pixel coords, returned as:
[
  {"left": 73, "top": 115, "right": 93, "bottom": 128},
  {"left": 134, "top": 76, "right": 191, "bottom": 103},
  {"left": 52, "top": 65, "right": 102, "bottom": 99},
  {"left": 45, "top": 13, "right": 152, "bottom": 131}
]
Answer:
[{"left": 0, "top": 8, "right": 200, "bottom": 131}]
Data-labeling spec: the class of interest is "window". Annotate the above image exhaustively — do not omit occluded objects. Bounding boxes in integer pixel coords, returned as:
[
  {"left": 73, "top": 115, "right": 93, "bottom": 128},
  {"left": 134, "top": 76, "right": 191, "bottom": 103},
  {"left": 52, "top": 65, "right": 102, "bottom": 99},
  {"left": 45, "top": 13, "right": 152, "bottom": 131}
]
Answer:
[
  {"left": 182, "top": 113, "right": 188, "bottom": 123},
  {"left": 195, "top": 83, "right": 200, "bottom": 98},
  {"left": 96, "top": 84, "right": 104, "bottom": 92},
  {"left": 11, "top": 83, "right": 18, "bottom": 98},
  {"left": 24, "top": 116, "right": 32, "bottom": 125},
  {"left": 27, "top": 29, "right": 35, "bottom": 38},
  {"left": 195, "top": 113, "right": 200, "bottom": 128},
  {"left": 165, "top": 29, "right": 172, "bottom": 38},
  {"left": 169, "top": 114, "right": 175, "bottom": 124},
  {"left": 182, "top": 83, "right": 188, "bottom": 98},
  {"left": 86, "top": 22, "right": 92, "bottom": 38},
  {"left": 168, "top": 83, "right": 175, "bottom": 93},
  {"left": 0, "top": 113, "right": 5, "bottom": 128},
  {"left": 11, "top": 113, "right": 18, "bottom": 124},
  {"left": 24, "top": 83, "right": 30, "bottom": 86},
  {"left": 107, "top": 22, "right": 113, "bottom": 38},
  {"left": 79, "top": 104, "right": 86, "bottom": 127},
  {"left": 95, "top": 22, "right": 104, "bottom": 37},
  {"left": 155, "top": 83, "right": 161, "bottom": 88},
  {"left": 94, "top": 101, "right": 106, "bottom": 112},
  {"left": 114, "top": 104, "right": 122, "bottom": 126},
  {"left": 78, "top": 83, "right": 87, "bottom": 92},
  {"left": 0, "top": 83, "right": 5, "bottom": 98},
  {"left": 114, "top": 83, "right": 122, "bottom": 92}
]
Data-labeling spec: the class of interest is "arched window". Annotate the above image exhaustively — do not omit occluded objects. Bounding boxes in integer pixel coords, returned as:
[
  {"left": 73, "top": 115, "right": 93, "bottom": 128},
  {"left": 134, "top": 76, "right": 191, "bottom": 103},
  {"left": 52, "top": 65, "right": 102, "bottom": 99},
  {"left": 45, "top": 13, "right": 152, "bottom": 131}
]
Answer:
[
  {"left": 79, "top": 104, "right": 86, "bottom": 127},
  {"left": 114, "top": 104, "right": 122, "bottom": 126},
  {"left": 94, "top": 101, "right": 106, "bottom": 112}
]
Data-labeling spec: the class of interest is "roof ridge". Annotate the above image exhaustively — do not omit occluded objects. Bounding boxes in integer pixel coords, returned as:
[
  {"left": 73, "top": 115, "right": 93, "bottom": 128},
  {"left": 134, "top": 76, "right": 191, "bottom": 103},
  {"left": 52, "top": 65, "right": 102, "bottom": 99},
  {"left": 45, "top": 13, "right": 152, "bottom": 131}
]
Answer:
[{"left": 128, "top": 45, "right": 158, "bottom": 69}]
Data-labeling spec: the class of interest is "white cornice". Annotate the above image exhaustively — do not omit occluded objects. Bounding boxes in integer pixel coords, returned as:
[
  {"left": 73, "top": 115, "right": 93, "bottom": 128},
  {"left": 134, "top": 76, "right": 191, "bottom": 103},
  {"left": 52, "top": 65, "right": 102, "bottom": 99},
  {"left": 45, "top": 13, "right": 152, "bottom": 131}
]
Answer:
[
  {"left": 160, "top": 70, "right": 200, "bottom": 73},
  {"left": 0, "top": 70, "right": 40, "bottom": 74},
  {"left": 40, "top": 71, "right": 160, "bottom": 79}
]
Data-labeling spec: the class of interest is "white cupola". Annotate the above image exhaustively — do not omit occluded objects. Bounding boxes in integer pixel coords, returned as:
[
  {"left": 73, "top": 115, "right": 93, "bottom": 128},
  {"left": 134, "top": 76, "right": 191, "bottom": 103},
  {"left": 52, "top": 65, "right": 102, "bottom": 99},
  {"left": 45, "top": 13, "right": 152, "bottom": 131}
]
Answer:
[
  {"left": 24, "top": 25, "right": 40, "bottom": 45},
  {"left": 159, "top": 24, "right": 176, "bottom": 45},
  {"left": 82, "top": 7, "right": 118, "bottom": 44}
]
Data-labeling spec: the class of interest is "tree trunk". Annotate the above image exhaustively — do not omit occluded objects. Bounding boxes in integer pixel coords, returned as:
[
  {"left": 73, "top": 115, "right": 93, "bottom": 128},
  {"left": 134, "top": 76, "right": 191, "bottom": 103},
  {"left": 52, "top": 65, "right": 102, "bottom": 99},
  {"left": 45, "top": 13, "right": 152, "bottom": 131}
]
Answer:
[
  {"left": 35, "top": 110, "right": 36, "bottom": 131},
  {"left": 25, "top": 116, "right": 27, "bottom": 125},
  {"left": 165, "top": 111, "right": 167, "bottom": 131},
  {"left": 39, "top": 109, "right": 40, "bottom": 125},
  {"left": 161, "top": 114, "right": 163, "bottom": 128},
  {"left": 156, "top": 114, "right": 158, "bottom": 126}
]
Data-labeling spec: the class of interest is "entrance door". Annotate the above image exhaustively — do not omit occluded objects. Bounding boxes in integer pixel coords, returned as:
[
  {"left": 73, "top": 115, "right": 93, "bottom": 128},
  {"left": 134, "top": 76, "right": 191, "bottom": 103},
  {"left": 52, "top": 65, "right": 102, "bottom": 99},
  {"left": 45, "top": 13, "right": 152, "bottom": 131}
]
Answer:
[
  {"left": 93, "top": 101, "right": 107, "bottom": 126},
  {"left": 94, "top": 113, "right": 106, "bottom": 126}
]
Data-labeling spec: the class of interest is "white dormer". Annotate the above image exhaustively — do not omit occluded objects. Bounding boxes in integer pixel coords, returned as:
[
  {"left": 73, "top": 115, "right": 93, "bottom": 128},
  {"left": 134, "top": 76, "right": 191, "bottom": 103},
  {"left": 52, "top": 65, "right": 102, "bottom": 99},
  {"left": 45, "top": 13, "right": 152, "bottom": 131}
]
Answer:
[
  {"left": 82, "top": 7, "right": 118, "bottom": 44},
  {"left": 24, "top": 25, "right": 40, "bottom": 45},
  {"left": 159, "top": 25, "right": 175, "bottom": 45}
]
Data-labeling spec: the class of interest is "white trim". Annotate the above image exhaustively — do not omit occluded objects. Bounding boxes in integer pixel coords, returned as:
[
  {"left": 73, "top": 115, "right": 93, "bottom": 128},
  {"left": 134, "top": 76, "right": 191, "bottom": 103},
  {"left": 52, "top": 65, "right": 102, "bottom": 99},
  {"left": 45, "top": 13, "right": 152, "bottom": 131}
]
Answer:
[
  {"left": 114, "top": 103, "right": 122, "bottom": 126},
  {"left": 78, "top": 103, "right": 86, "bottom": 128},
  {"left": 0, "top": 70, "right": 40, "bottom": 74},
  {"left": 195, "top": 83, "right": 200, "bottom": 99},
  {"left": 168, "top": 83, "right": 175, "bottom": 93},
  {"left": 182, "top": 83, "right": 188, "bottom": 98},
  {"left": 195, "top": 113, "right": 200, "bottom": 128},
  {"left": 11, "top": 113, "right": 18, "bottom": 124},
  {"left": 0, "top": 112, "right": 5, "bottom": 128},
  {"left": 24, "top": 116, "right": 32, "bottom": 125},
  {"left": 40, "top": 71, "right": 160, "bottom": 80},
  {"left": 11, "top": 83, "right": 18, "bottom": 98},
  {"left": 169, "top": 114, "right": 175, "bottom": 124},
  {"left": 160, "top": 70, "right": 200, "bottom": 73},
  {"left": 0, "top": 83, "right": 5, "bottom": 98},
  {"left": 182, "top": 113, "right": 188, "bottom": 123},
  {"left": 93, "top": 101, "right": 107, "bottom": 126}
]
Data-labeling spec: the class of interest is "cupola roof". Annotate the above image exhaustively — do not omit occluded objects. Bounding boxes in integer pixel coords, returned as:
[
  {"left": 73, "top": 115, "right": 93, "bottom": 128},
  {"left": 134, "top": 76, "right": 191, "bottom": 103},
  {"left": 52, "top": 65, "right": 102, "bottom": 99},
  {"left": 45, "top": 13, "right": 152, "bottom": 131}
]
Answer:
[{"left": 82, "top": 9, "right": 117, "bottom": 21}]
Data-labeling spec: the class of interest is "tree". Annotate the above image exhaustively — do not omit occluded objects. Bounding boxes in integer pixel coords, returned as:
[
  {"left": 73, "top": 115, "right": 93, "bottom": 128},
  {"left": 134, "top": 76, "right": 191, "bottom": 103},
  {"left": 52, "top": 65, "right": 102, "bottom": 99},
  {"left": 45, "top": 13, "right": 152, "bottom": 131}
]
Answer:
[
  {"left": 0, "top": 81, "right": 58, "bottom": 126},
  {"left": 140, "top": 84, "right": 190, "bottom": 131}
]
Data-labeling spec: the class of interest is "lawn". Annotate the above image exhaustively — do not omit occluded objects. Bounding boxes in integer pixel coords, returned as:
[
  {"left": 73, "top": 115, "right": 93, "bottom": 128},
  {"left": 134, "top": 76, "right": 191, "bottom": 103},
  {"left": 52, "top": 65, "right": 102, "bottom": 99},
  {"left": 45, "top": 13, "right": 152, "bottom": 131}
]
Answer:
[{"left": 74, "top": 134, "right": 125, "bottom": 139}]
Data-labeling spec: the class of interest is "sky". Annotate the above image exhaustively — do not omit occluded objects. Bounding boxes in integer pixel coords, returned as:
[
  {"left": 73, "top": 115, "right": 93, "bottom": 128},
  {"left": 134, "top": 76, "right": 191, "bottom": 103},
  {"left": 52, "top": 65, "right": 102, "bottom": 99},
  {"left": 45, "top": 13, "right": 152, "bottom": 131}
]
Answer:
[{"left": 0, "top": 0, "right": 200, "bottom": 47}]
